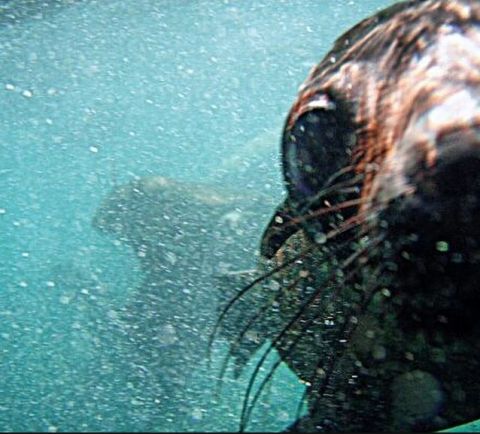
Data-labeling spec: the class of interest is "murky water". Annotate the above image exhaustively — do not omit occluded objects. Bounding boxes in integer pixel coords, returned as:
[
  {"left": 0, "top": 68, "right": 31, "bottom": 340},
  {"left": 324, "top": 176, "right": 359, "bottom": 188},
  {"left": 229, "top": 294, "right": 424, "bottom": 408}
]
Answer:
[{"left": 1, "top": 0, "right": 479, "bottom": 432}]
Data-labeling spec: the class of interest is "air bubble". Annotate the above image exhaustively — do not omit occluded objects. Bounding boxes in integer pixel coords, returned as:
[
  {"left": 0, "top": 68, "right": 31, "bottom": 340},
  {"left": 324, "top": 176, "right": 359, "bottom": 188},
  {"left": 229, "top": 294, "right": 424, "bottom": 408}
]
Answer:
[
  {"left": 436, "top": 240, "right": 449, "bottom": 252},
  {"left": 314, "top": 232, "right": 327, "bottom": 244}
]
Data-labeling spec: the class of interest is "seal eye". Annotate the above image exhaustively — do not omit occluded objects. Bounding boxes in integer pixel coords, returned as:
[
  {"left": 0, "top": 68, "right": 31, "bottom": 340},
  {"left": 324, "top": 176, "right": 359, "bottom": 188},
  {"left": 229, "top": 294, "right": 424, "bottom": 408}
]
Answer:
[
  {"left": 260, "top": 102, "right": 355, "bottom": 259},
  {"left": 283, "top": 106, "right": 352, "bottom": 213}
]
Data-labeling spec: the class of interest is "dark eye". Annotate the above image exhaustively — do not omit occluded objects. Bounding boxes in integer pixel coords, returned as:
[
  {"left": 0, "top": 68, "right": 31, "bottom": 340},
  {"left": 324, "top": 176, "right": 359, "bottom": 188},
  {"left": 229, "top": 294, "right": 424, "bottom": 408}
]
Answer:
[
  {"left": 261, "top": 97, "right": 356, "bottom": 259},
  {"left": 282, "top": 105, "right": 354, "bottom": 213}
]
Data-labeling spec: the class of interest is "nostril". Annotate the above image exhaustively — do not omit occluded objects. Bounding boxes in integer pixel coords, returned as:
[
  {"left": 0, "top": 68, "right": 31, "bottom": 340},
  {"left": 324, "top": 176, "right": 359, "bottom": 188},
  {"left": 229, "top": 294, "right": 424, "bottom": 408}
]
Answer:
[
  {"left": 434, "top": 158, "right": 480, "bottom": 198},
  {"left": 432, "top": 129, "right": 480, "bottom": 196},
  {"left": 383, "top": 133, "right": 480, "bottom": 235}
]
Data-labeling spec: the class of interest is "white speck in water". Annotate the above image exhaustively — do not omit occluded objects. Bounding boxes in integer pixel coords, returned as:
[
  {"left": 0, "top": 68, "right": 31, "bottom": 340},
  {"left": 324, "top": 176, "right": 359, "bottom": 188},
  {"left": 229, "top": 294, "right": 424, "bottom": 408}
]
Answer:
[
  {"left": 0, "top": 208, "right": 6, "bottom": 215},
  {"left": 158, "top": 324, "right": 178, "bottom": 346},
  {"left": 191, "top": 408, "right": 204, "bottom": 421},
  {"left": 130, "top": 397, "right": 145, "bottom": 406},
  {"left": 5, "top": 83, "right": 15, "bottom": 91},
  {"left": 46, "top": 118, "right": 53, "bottom": 125},
  {"left": 46, "top": 281, "right": 55, "bottom": 288},
  {"left": 22, "top": 89, "right": 33, "bottom": 98},
  {"left": 59, "top": 295, "right": 70, "bottom": 305},
  {"left": 165, "top": 252, "right": 177, "bottom": 265},
  {"left": 21, "top": 252, "right": 29, "bottom": 258},
  {"left": 89, "top": 145, "right": 99, "bottom": 153},
  {"left": 19, "top": 281, "right": 28, "bottom": 288},
  {"left": 107, "top": 309, "right": 118, "bottom": 320}
]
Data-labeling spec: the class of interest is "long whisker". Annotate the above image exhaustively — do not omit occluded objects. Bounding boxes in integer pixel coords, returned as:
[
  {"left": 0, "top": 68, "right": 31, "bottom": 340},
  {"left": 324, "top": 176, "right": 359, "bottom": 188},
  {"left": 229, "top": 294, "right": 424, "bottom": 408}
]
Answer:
[
  {"left": 207, "top": 244, "right": 315, "bottom": 364},
  {"left": 241, "top": 235, "right": 385, "bottom": 431},
  {"left": 336, "top": 186, "right": 362, "bottom": 195},
  {"left": 238, "top": 234, "right": 383, "bottom": 432},
  {"left": 295, "top": 259, "right": 385, "bottom": 423},
  {"left": 288, "top": 197, "right": 368, "bottom": 228},
  {"left": 307, "top": 171, "right": 364, "bottom": 204},
  {"left": 310, "top": 262, "right": 385, "bottom": 413},
  {"left": 213, "top": 274, "right": 301, "bottom": 399},
  {"left": 215, "top": 227, "right": 363, "bottom": 397},
  {"left": 208, "top": 207, "right": 366, "bottom": 367},
  {"left": 323, "top": 164, "right": 357, "bottom": 188}
]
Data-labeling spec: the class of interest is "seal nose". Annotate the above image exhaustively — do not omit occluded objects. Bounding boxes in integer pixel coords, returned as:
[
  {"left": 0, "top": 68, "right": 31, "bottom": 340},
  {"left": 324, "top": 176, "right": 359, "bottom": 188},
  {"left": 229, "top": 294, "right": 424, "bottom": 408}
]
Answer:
[
  {"left": 383, "top": 126, "right": 480, "bottom": 236},
  {"left": 431, "top": 127, "right": 480, "bottom": 196}
]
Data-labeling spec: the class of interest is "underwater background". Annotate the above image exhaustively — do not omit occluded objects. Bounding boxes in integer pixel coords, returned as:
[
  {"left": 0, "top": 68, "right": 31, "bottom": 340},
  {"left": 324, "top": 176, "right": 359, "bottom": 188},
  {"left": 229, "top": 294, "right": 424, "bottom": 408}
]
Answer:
[{"left": 0, "top": 0, "right": 479, "bottom": 431}]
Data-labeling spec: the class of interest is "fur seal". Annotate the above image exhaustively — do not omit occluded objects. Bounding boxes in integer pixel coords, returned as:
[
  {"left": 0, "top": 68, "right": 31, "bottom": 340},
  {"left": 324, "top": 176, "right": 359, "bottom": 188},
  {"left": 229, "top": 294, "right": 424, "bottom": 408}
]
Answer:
[
  {"left": 92, "top": 176, "right": 277, "bottom": 430},
  {"left": 215, "top": 0, "right": 480, "bottom": 431}
]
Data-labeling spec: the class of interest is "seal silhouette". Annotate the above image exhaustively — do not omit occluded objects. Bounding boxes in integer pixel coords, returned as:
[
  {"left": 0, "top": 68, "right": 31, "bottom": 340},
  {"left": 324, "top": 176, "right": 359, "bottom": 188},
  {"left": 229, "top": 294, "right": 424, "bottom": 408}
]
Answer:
[{"left": 213, "top": 0, "right": 480, "bottom": 431}]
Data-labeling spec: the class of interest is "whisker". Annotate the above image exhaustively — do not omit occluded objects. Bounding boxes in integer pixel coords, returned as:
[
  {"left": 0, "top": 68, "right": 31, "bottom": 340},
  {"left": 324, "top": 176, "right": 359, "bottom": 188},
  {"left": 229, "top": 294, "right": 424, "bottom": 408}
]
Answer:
[
  {"left": 289, "top": 197, "right": 368, "bottom": 228},
  {"left": 295, "top": 258, "right": 385, "bottom": 424},
  {"left": 336, "top": 186, "right": 362, "bottom": 195},
  {"left": 294, "top": 386, "right": 307, "bottom": 428},
  {"left": 323, "top": 164, "right": 357, "bottom": 188},
  {"left": 215, "top": 226, "right": 364, "bottom": 397},
  {"left": 299, "top": 173, "right": 364, "bottom": 213},
  {"left": 310, "top": 262, "right": 385, "bottom": 413},
  {"left": 213, "top": 274, "right": 300, "bottom": 399},
  {"left": 241, "top": 236, "right": 384, "bottom": 431},
  {"left": 238, "top": 234, "right": 383, "bottom": 432},
  {"left": 207, "top": 244, "right": 315, "bottom": 364},
  {"left": 272, "top": 174, "right": 367, "bottom": 236}
]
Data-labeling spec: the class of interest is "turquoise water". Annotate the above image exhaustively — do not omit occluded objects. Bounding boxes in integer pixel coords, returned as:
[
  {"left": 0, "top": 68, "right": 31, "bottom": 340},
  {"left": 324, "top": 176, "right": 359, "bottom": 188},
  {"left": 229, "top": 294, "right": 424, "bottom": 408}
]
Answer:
[{"left": 1, "top": 0, "right": 479, "bottom": 432}]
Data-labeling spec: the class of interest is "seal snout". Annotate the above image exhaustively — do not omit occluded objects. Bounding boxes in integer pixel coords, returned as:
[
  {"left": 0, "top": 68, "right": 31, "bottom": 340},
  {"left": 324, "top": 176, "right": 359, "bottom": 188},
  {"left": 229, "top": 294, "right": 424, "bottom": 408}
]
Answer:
[
  {"left": 378, "top": 125, "right": 480, "bottom": 257},
  {"left": 409, "top": 125, "right": 480, "bottom": 209}
]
